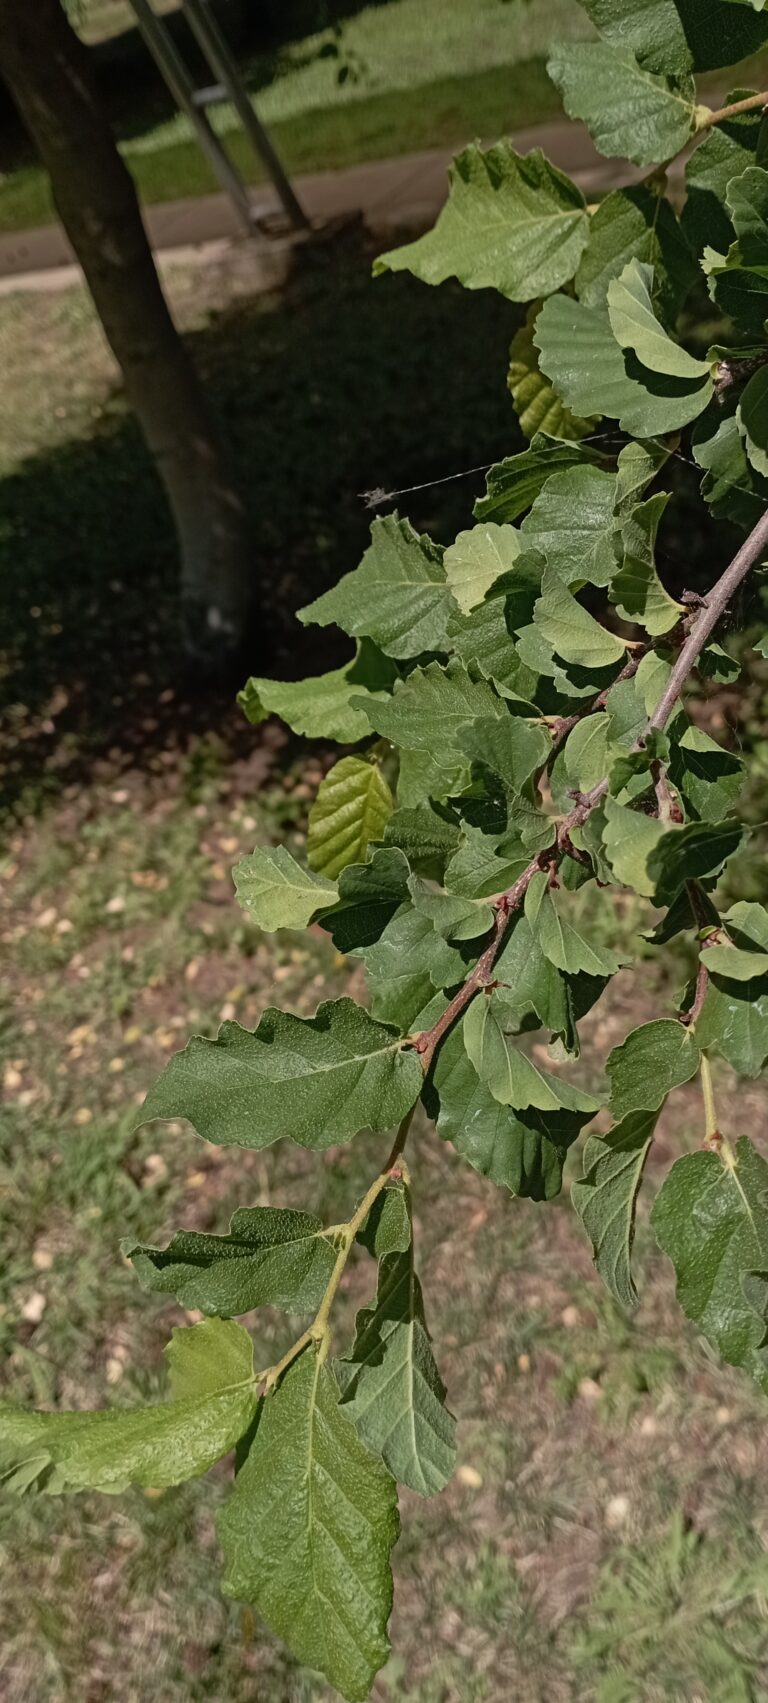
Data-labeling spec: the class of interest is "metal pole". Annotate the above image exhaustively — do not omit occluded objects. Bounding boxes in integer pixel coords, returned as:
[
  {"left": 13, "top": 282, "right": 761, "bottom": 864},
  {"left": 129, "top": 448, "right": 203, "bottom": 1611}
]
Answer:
[
  {"left": 128, "top": 0, "right": 255, "bottom": 234},
  {"left": 182, "top": 0, "right": 311, "bottom": 231}
]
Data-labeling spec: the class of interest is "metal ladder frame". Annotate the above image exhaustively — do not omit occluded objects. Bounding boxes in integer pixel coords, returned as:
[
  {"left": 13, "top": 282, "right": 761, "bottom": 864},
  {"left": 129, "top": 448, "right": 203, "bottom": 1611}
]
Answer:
[{"left": 126, "top": 0, "right": 310, "bottom": 235}]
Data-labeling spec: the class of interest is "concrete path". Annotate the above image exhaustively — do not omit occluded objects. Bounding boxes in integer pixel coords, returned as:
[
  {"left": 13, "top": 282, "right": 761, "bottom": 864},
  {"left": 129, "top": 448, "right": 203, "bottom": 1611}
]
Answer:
[{"left": 0, "top": 120, "right": 648, "bottom": 296}]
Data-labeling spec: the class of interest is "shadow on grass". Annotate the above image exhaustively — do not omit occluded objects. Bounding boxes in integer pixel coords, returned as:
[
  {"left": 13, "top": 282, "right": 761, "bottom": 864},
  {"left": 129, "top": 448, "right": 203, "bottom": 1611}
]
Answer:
[{"left": 0, "top": 230, "right": 523, "bottom": 815}]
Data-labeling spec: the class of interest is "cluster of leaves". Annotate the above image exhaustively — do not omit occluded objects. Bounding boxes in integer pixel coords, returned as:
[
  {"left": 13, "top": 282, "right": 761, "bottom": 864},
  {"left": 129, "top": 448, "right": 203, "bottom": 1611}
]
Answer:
[{"left": 4, "top": 3, "right": 768, "bottom": 1697}]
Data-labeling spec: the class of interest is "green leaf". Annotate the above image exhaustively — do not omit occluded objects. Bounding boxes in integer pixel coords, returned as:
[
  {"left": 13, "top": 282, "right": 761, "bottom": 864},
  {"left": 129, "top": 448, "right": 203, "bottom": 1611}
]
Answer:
[
  {"left": 726, "top": 165, "right": 768, "bottom": 267},
  {"left": 694, "top": 972, "right": 768, "bottom": 1076},
  {"left": 724, "top": 900, "right": 768, "bottom": 949},
  {"left": 738, "top": 364, "right": 768, "bottom": 477},
  {"left": 704, "top": 173, "right": 768, "bottom": 331},
  {"left": 601, "top": 798, "right": 667, "bottom": 896},
  {"left": 299, "top": 514, "right": 454, "bottom": 661},
  {"left": 123, "top": 1209, "right": 338, "bottom": 1317},
  {"left": 573, "top": 804, "right": 614, "bottom": 886},
  {"left": 218, "top": 1349, "right": 399, "bottom": 1703},
  {"left": 683, "top": 99, "right": 767, "bottom": 257},
  {"left": 612, "top": 494, "right": 684, "bottom": 635},
  {"left": 139, "top": 996, "right": 422, "bottom": 1152},
  {"left": 647, "top": 819, "right": 744, "bottom": 904},
  {"left": 533, "top": 566, "right": 626, "bottom": 669},
  {"left": 521, "top": 466, "right": 620, "bottom": 589},
  {"left": 445, "top": 574, "right": 542, "bottom": 700},
  {"left": 572, "top": 1111, "right": 658, "bottom": 1309},
  {"left": 237, "top": 641, "right": 398, "bottom": 744},
  {"left": 564, "top": 714, "right": 615, "bottom": 793},
  {"left": 338, "top": 1237, "right": 457, "bottom": 1496},
  {"left": 443, "top": 523, "right": 522, "bottom": 614},
  {"left": 693, "top": 395, "right": 768, "bottom": 530},
  {"left": 444, "top": 823, "right": 531, "bottom": 898},
  {"left": 603, "top": 651, "right": 672, "bottom": 756},
  {"left": 497, "top": 911, "right": 609, "bottom": 1050},
  {"left": 508, "top": 304, "right": 597, "bottom": 440},
  {"left": 604, "top": 680, "right": 652, "bottom": 751},
  {"left": 547, "top": 41, "right": 697, "bottom": 168},
  {"left": 427, "top": 1024, "right": 592, "bottom": 1199},
  {"left": 0, "top": 1320, "right": 256, "bottom": 1496},
  {"left": 578, "top": 0, "right": 768, "bottom": 75},
  {"left": 608, "top": 728, "right": 670, "bottom": 801},
  {"left": 355, "top": 903, "right": 465, "bottom": 1030},
  {"left": 534, "top": 292, "right": 713, "bottom": 436},
  {"left": 318, "top": 848, "right": 411, "bottom": 954},
  {"left": 607, "top": 1019, "right": 700, "bottom": 1117},
  {"left": 474, "top": 434, "right": 603, "bottom": 525},
  {"left": 308, "top": 756, "right": 394, "bottom": 879},
  {"left": 374, "top": 144, "right": 589, "bottom": 302},
  {"left": 697, "top": 643, "right": 741, "bottom": 684},
  {"left": 396, "top": 746, "right": 469, "bottom": 810},
  {"left": 638, "top": 648, "right": 676, "bottom": 714},
  {"left": 233, "top": 845, "right": 337, "bottom": 932},
  {"left": 702, "top": 942, "right": 768, "bottom": 980},
  {"left": 408, "top": 875, "right": 494, "bottom": 945},
  {"left": 705, "top": 254, "right": 768, "bottom": 339},
  {"left": 516, "top": 621, "right": 617, "bottom": 700},
  {"left": 667, "top": 719, "right": 744, "bottom": 824},
  {"left": 355, "top": 661, "right": 502, "bottom": 755},
  {"left": 525, "top": 870, "right": 623, "bottom": 976},
  {"left": 464, "top": 989, "right": 600, "bottom": 1114},
  {"left": 607, "top": 260, "right": 710, "bottom": 379},
  {"left": 575, "top": 185, "right": 696, "bottom": 318},
  {"left": 457, "top": 715, "right": 552, "bottom": 796},
  {"left": 614, "top": 438, "right": 673, "bottom": 517},
  {"left": 383, "top": 804, "right": 459, "bottom": 876},
  {"left": 357, "top": 1185, "right": 412, "bottom": 1258},
  {"left": 651, "top": 1137, "right": 768, "bottom": 1392}
]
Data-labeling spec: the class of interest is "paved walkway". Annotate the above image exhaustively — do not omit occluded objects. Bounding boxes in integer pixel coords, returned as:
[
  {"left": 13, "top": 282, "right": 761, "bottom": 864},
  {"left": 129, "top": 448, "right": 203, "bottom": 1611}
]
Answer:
[{"left": 0, "top": 120, "right": 649, "bottom": 296}]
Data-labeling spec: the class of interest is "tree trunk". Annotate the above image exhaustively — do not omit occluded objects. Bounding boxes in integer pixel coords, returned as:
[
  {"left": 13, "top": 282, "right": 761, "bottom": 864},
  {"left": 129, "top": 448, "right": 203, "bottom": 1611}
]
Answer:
[{"left": 0, "top": 0, "right": 252, "bottom": 667}]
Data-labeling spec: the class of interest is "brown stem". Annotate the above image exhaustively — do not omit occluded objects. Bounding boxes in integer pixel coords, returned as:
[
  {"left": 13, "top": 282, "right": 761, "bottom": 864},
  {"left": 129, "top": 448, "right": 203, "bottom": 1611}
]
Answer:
[
  {"left": 413, "top": 847, "right": 556, "bottom": 1070},
  {"left": 701, "top": 89, "right": 768, "bottom": 129},
  {"left": 649, "top": 507, "right": 768, "bottom": 732},
  {"left": 680, "top": 956, "right": 710, "bottom": 1029},
  {"left": 410, "top": 505, "right": 768, "bottom": 1072},
  {"left": 650, "top": 759, "right": 683, "bottom": 823},
  {"left": 714, "top": 353, "right": 768, "bottom": 400}
]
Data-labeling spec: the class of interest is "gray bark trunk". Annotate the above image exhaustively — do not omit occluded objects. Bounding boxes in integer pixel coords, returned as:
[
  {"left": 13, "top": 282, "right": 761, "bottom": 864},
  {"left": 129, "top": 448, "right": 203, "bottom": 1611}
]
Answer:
[{"left": 0, "top": 0, "right": 252, "bottom": 667}]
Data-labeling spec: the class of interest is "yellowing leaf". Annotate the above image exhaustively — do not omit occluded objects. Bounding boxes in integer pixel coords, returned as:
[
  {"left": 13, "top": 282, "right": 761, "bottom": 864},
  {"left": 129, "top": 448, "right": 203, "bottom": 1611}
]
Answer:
[{"left": 308, "top": 756, "right": 394, "bottom": 879}]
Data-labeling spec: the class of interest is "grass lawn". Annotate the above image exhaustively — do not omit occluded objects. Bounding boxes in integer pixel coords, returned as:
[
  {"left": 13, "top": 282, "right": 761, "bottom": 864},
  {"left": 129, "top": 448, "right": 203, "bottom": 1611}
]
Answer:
[
  {"left": 4, "top": 0, "right": 766, "bottom": 234},
  {"left": 3, "top": 236, "right": 768, "bottom": 1699},
  {"left": 1, "top": 0, "right": 593, "bottom": 231}
]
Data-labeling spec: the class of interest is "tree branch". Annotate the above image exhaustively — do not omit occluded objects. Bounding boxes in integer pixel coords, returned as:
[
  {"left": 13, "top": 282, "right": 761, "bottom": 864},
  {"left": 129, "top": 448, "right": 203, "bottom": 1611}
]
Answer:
[
  {"left": 700, "top": 90, "right": 768, "bottom": 130},
  {"left": 411, "top": 504, "right": 768, "bottom": 1072},
  {"left": 680, "top": 956, "right": 710, "bottom": 1030},
  {"left": 648, "top": 506, "right": 768, "bottom": 732},
  {"left": 413, "top": 848, "right": 556, "bottom": 1071}
]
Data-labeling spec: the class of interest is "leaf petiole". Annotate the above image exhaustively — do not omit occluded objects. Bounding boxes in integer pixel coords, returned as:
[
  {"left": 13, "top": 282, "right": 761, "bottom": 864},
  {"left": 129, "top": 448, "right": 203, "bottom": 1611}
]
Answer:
[
  {"left": 699, "top": 1053, "right": 720, "bottom": 1146},
  {"left": 261, "top": 1108, "right": 416, "bottom": 1386}
]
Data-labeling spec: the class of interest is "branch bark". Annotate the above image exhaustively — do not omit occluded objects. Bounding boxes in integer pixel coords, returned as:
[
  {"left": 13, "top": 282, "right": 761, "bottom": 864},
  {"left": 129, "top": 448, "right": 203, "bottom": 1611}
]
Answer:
[
  {"left": 700, "top": 89, "right": 768, "bottom": 129},
  {"left": 648, "top": 506, "right": 768, "bottom": 732}
]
